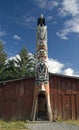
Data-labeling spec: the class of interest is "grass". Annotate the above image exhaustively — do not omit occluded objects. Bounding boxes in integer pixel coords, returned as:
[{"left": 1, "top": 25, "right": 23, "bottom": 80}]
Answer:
[
  {"left": 64, "top": 120, "right": 79, "bottom": 126},
  {"left": 57, "top": 119, "right": 79, "bottom": 126},
  {"left": 0, "top": 120, "right": 29, "bottom": 130},
  {"left": 0, "top": 119, "right": 79, "bottom": 130}
]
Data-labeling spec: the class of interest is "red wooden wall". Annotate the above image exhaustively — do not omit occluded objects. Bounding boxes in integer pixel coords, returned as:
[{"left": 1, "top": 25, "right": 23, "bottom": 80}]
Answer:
[
  {"left": 0, "top": 74, "right": 79, "bottom": 120},
  {"left": 50, "top": 75, "right": 79, "bottom": 120},
  {"left": 0, "top": 78, "right": 35, "bottom": 120}
]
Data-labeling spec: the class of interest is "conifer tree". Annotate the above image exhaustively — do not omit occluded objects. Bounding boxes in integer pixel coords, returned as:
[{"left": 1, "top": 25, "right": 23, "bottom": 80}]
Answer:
[
  {"left": 15, "top": 47, "right": 35, "bottom": 78},
  {"left": 0, "top": 41, "right": 7, "bottom": 80}
]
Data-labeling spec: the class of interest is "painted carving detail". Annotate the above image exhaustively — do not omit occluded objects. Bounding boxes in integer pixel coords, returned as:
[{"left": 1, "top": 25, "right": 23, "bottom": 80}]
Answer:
[{"left": 36, "top": 24, "right": 49, "bottom": 85}]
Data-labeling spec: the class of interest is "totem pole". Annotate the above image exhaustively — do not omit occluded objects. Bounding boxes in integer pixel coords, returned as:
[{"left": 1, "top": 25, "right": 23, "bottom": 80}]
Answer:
[{"left": 31, "top": 14, "right": 52, "bottom": 121}]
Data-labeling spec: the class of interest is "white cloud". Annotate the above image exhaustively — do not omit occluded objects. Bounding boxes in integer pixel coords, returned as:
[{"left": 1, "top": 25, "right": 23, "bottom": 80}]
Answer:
[
  {"left": 34, "top": 0, "right": 58, "bottom": 10},
  {"left": 47, "top": 1, "right": 58, "bottom": 10},
  {"left": 0, "top": 30, "right": 6, "bottom": 37},
  {"left": 46, "top": 15, "right": 53, "bottom": 22},
  {"left": 59, "top": 0, "right": 79, "bottom": 17},
  {"left": 13, "top": 35, "right": 21, "bottom": 41},
  {"left": 25, "top": 16, "right": 36, "bottom": 23},
  {"left": 56, "top": 31, "right": 68, "bottom": 40},
  {"left": 57, "top": 0, "right": 79, "bottom": 39},
  {"left": 63, "top": 68, "right": 74, "bottom": 76},
  {"left": 48, "top": 58, "right": 79, "bottom": 77},
  {"left": 48, "top": 58, "right": 64, "bottom": 73},
  {"left": 65, "top": 17, "right": 79, "bottom": 33},
  {"left": 23, "top": 16, "right": 36, "bottom": 30},
  {"left": 57, "top": 16, "right": 79, "bottom": 39},
  {"left": 9, "top": 54, "right": 20, "bottom": 61},
  {"left": 28, "top": 53, "right": 35, "bottom": 60}
]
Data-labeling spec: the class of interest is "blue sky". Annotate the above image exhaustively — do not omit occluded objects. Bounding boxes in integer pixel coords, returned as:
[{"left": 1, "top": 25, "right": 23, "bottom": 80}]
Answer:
[{"left": 0, "top": 0, "right": 79, "bottom": 76}]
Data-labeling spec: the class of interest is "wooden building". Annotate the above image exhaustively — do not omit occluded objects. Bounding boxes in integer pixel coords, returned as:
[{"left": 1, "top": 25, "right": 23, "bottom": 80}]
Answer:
[{"left": 0, "top": 73, "right": 79, "bottom": 121}]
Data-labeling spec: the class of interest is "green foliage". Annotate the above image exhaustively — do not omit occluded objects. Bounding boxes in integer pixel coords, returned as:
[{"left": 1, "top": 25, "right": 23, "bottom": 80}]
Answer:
[
  {"left": 3, "top": 60, "right": 19, "bottom": 80},
  {"left": 14, "top": 47, "right": 35, "bottom": 78},
  {"left": 0, "top": 41, "right": 7, "bottom": 80},
  {"left": 17, "top": 47, "right": 30, "bottom": 78},
  {"left": 0, "top": 120, "right": 27, "bottom": 130},
  {"left": 0, "top": 43, "right": 35, "bottom": 81}
]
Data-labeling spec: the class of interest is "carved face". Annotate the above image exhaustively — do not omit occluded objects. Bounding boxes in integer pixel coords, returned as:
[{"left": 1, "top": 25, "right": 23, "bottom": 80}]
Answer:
[
  {"left": 37, "top": 49, "right": 47, "bottom": 58},
  {"left": 37, "top": 27, "right": 47, "bottom": 40}
]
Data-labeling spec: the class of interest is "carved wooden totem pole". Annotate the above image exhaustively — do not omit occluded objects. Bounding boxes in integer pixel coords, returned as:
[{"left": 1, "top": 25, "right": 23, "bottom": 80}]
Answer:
[{"left": 31, "top": 14, "right": 52, "bottom": 121}]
